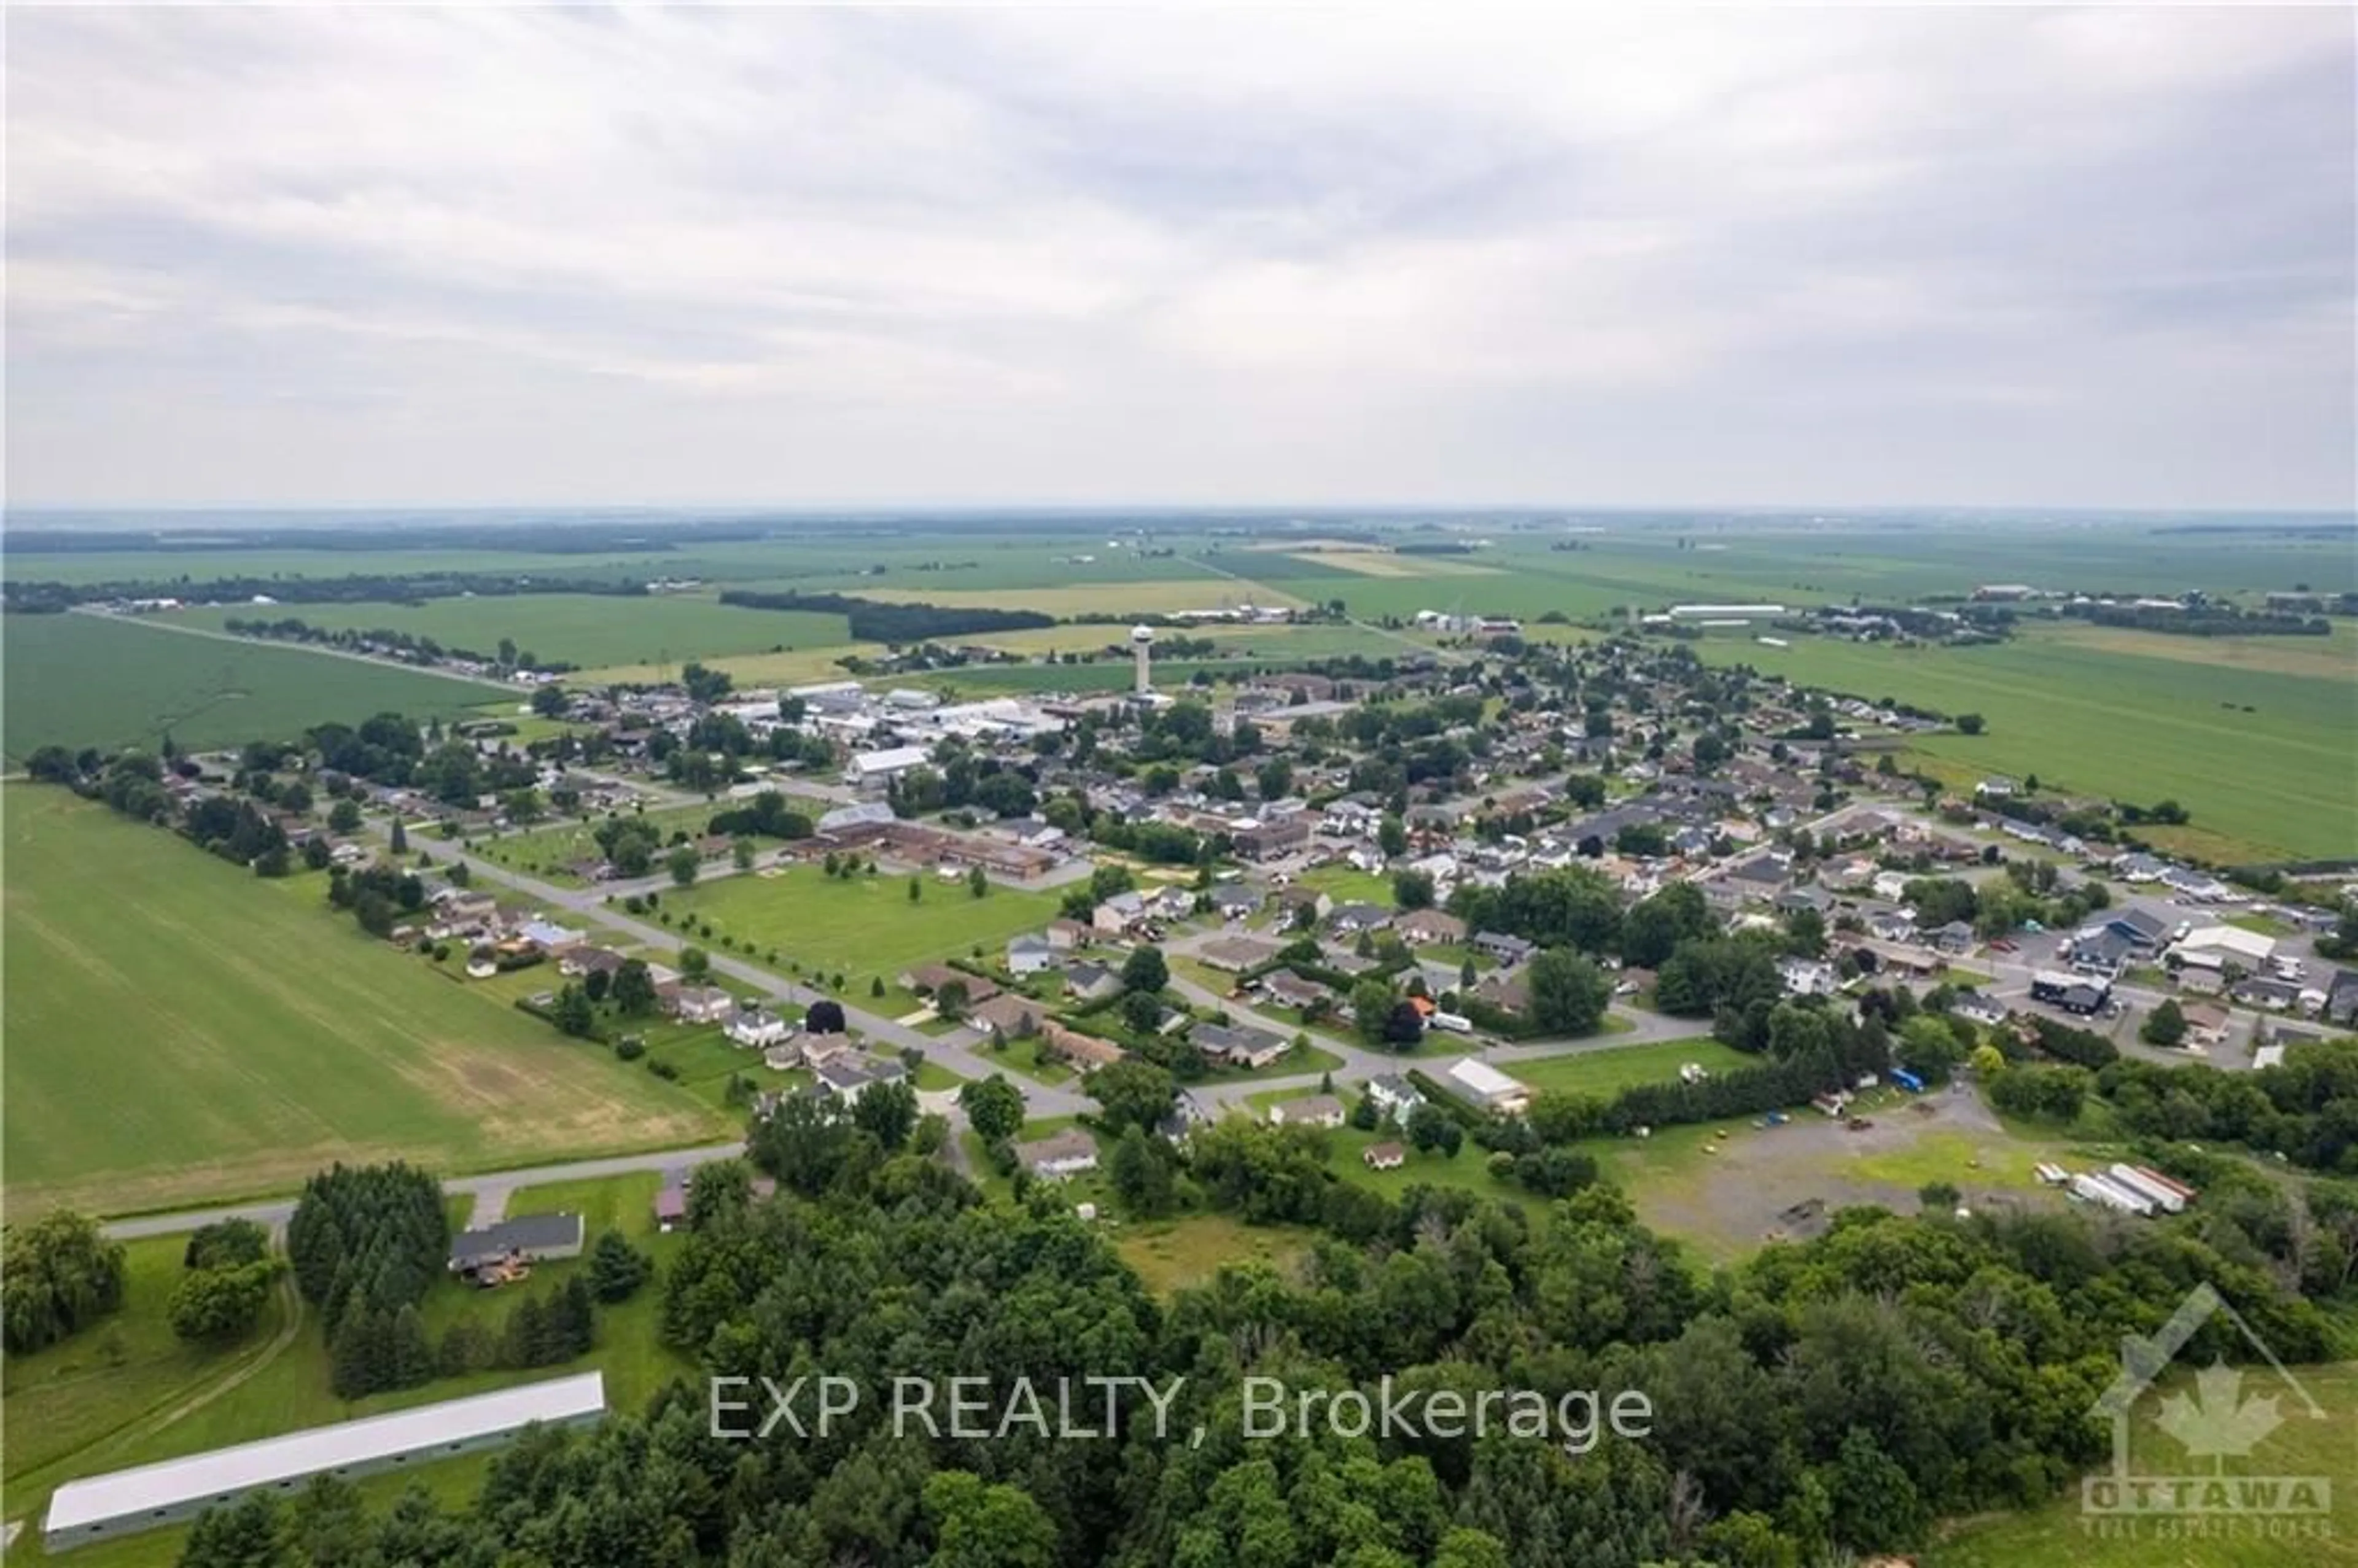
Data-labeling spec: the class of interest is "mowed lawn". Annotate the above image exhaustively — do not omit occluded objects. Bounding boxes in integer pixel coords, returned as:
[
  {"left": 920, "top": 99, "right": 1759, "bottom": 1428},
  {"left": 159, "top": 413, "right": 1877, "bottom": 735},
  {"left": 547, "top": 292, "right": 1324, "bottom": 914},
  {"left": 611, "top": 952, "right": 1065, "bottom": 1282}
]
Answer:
[
  {"left": 1501, "top": 1037, "right": 1755, "bottom": 1098},
  {"left": 661, "top": 865, "right": 1062, "bottom": 1003},
  {"left": 2, "top": 789, "right": 728, "bottom": 1216},
  {"left": 1, "top": 613, "right": 491, "bottom": 763},
  {"left": 1693, "top": 630, "right": 2358, "bottom": 862},
  {"left": 163, "top": 594, "right": 850, "bottom": 672}
]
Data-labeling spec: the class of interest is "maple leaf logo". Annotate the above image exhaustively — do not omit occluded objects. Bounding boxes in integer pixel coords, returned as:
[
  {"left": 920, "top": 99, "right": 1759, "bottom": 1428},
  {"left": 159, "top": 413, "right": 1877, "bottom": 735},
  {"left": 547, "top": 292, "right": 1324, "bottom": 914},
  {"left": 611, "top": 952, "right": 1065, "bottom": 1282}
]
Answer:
[{"left": 2154, "top": 1359, "right": 2284, "bottom": 1472}]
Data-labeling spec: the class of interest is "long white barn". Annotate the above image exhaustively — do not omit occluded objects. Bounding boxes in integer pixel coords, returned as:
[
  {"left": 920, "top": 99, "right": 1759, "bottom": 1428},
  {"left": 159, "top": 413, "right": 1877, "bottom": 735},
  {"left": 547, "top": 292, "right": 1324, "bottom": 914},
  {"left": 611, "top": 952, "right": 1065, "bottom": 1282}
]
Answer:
[{"left": 43, "top": 1371, "right": 606, "bottom": 1553}]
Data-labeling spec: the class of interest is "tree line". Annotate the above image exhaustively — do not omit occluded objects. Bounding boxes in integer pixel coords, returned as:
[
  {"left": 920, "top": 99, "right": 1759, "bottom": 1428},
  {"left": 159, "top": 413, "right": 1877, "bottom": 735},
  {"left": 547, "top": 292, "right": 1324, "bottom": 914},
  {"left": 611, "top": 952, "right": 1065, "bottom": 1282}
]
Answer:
[{"left": 717, "top": 587, "right": 1054, "bottom": 642}]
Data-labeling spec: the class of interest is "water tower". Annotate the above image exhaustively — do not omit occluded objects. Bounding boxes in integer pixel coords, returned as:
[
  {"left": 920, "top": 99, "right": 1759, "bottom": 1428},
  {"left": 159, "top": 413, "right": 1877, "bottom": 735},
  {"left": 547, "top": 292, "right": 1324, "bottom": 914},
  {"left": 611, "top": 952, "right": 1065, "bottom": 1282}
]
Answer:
[{"left": 1130, "top": 624, "right": 1154, "bottom": 695}]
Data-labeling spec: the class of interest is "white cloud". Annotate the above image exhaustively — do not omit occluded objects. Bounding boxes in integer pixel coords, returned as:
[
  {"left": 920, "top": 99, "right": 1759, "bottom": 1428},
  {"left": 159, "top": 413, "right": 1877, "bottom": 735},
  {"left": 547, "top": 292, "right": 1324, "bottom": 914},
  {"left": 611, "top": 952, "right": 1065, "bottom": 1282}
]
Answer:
[{"left": 4, "top": 6, "right": 2351, "bottom": 508}]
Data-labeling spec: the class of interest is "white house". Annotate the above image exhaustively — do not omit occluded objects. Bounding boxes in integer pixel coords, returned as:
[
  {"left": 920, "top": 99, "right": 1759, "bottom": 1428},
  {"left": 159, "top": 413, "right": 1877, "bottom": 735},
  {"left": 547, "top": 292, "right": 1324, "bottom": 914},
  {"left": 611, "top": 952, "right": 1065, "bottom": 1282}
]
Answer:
[
  {"left": 1006, "top": 934, "right": 1055, "bottom": 976},
  {"left": 724, "top": 1009, "right": 793, "bottom": 1050},
  {"left": 1365, "top": 1073, "right": 1425, "bottom": 1124},
  {"left": 1777, "top": 957, "right": 1841, "bottom": 997}
]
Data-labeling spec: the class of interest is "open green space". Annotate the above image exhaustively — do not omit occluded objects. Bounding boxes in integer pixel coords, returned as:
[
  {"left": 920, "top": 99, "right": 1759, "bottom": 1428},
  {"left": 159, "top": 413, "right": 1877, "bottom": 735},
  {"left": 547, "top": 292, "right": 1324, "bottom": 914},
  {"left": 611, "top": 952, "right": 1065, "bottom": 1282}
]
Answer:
[
  {"left": 1, "top": 788, "right": 727, "bottom": 1216},
  {"left": 475, "top": 802, "right": 728, "bottom": 885},
  {"left": 1115, "top": 1214, "right": 1313, "bottom": 1295},
  {"left": 2, "top": 613, "right": 494, "bottom": 763},
  {"left": 165, "top": 594, "right": 850, "bottom": 672},
  {"left": 1691, "top": 626, "right": 2357, "bottom": 863},
  {"left": 1501, "top": 1037, "right": 1754, "bottom": 1099},
  {"left": 658, "top": 864, "right": 1062, "bottom": 1009}
]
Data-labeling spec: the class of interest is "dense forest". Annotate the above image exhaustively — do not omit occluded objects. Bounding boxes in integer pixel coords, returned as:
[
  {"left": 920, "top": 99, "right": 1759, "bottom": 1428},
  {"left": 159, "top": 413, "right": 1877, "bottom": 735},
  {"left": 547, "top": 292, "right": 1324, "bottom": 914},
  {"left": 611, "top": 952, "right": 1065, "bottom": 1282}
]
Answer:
[{"left": 172, "top": 1097, "right": 2352, "bottom": 1568}]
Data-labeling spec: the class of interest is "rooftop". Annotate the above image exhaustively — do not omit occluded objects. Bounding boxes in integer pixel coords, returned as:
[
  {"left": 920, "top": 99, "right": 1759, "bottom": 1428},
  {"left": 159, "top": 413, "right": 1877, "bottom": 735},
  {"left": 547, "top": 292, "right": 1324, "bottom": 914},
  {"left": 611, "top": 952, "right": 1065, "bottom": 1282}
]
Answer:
[{"left": 45, "top": 1373, "right": 605, "bottom": 1535}]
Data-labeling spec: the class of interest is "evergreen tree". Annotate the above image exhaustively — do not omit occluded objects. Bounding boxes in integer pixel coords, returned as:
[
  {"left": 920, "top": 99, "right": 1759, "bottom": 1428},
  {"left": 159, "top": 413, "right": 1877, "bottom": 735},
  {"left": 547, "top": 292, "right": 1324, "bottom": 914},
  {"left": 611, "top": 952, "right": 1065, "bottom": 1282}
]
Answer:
[{"left": 390, "top": 1303, "right": 434, "bottom": 1388}]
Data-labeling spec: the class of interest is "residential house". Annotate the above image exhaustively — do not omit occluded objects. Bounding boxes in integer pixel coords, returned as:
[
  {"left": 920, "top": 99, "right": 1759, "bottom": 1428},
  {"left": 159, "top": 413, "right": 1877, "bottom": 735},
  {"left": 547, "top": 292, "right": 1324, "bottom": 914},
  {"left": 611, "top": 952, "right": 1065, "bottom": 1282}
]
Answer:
[
  {"left": 1776, "top": 957, "right": 1840, "bottom": 997},
  {"left": 1363, "top": 1142, "right": 1407, "bottom": 1171},
  {"left": 723, "top": 1009, "right": 793, "bottom": 1050},
  {"left": 1470, "top": 930, "right": 1536, "bottom": 966},
  {"left": 1365, "top": 1073, "right": 1425, "bottom": 1124},
  {"left": 1092, "top": 891, "right": 1148, "bottom": 936},
  {"left": 1928, "top": 920, "right": 1977, "bottom": 956},
  {"left": 1396, "top": 909, "right": 1467, "bottom": 946},
  {"left": 1041, "top": 1022, "right": 1126, "bottom": 1073},
  {"left": 1199, "top": 935, "right": 1280, "bottom": 973},
  {"left": 967, "top": 991, "right": 1049, "bottom": 1041},
  {"left": 1064, "top": 962, "right": 1123, "bottom": 1003},
  {"left": 671, "top": 985, "right": 736, "bottom": 1024},
  {"left": 1005, "top": 934, "right": 1055, "bottom": 976},
  {"left": 558, "top": 946, "right": 630, "bottom": 979},
  {"left": 1015, "top": 1128, "right": 1102, "bottom": 1180},
  {"left": 1191, "top": 1022, "right": 1290, "bottom": 1070},
  {"left": 1259, "top": 969, "right": 1332, "bottom": 1012},
  {"left": 1329, "top": 902, "right": 1394, "bottom": 936},
  {"left": 1270, "top": 1094, "right": 1347, "bottom": 1130},
  {"left": 901, "top": 963, "right": 1001, "bottom": 1003},
  {"left": 1951, "top": 992, "right": 2009, "bottom": 1029},
  {"left": 449, "top": 1213, "right": 584, "bottom": 1276},
  {"left": 1272, "top": 887, "right": 1334, "bottom": 925},
  {"left": 2180, "top": 1001, "right": 2232, "bottom": 1049},
  {"left": 2068, "top": 929, "right": 2136, "bottom": 979},
  {"left": 814, "top": 1055, "right": 908, "bottom": 1106},
  {"left": 1205, "top": 883, "right": 1261, "bottom": 921},
  {"left": 1473, "top": 970, "right": 1531, "bottom": 1017},
  {"left": 1046, "top": 918, "right": 1091, "bottom": 952}
]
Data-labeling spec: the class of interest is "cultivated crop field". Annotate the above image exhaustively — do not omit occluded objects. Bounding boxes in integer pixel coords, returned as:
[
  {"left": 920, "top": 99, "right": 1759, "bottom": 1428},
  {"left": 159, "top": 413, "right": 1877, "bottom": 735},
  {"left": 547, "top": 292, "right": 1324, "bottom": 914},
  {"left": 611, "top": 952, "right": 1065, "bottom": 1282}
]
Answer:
[
  {"left": 1, "top": 613, "right": 494, "bottom": 763},
  {"left": 660, "top": 864, "right": 1062, "bottom": 1004},
  {"left": 163, "top": 594, "right": 850, "bottom": 672},
  {"left": 1694, "top": 628, "right": 2357, "bottom": 863},
  {"left": 1, "top": 788, "right": 729, "bottom": 1216}
]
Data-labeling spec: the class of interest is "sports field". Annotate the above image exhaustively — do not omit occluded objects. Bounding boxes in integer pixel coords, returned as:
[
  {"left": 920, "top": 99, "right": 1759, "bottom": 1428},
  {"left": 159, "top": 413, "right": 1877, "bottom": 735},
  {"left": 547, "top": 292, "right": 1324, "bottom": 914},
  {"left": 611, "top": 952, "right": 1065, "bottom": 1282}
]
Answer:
[
  {"left": 163, "top": 594, "right": 849, "bottom": 672},
  {"left": 1, "top": 788, "right": 728, "bottom": 1216},
  {"left": 1, "top": 613, "right": 494, "bottom": 763},
  {"left": 661, "top": 864, "right": 1062, "bottom": 1004},
  {"left": 1693, "top": 628, "right": 2356, "bottom": 863}
]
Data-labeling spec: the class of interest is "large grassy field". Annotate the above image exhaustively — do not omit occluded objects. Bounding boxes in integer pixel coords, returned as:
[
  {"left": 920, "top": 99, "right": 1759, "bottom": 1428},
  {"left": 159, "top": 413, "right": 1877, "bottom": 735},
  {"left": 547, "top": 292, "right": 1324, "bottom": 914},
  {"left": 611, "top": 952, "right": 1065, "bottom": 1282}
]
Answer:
[
  {"left": 660, "top": 863, "right": 1063, "bottom": 1006},
  {"left": 163, "top": 594, "right": 850, "bottom": 672},
  {"left": 1691, "top": 627, "right": 2356, "bottom": 863},
  {"left": 1, "top": 613, "right": 494, "bottom": 763},
  {"left": 1, "top": 789, "right": 728, "bottom": 1216}
]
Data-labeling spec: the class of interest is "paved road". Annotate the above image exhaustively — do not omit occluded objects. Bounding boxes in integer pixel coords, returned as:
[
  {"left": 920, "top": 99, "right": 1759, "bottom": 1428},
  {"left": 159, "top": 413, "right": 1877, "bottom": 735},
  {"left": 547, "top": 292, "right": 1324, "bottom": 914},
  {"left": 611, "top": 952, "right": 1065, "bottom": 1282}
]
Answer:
[
  {"left": 104, "top": 1143, "right": 748, "bottom": 1240},
  {"left": 391, "top": 823, "right": 1094, "bottom": 1115}
]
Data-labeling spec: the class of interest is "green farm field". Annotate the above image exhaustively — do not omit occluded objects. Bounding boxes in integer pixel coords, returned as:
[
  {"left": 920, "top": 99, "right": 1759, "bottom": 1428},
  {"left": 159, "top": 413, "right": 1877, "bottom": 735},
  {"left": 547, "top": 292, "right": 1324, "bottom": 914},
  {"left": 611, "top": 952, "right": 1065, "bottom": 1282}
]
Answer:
[
  {"left": 660, "top": 864, "right": 1063, "bottom": 1006},
  {"left": 1694, "top": 627, "right": 2357, "bottom": 863},
  {"left": 1, "top": 788, "right": 728, "bottom": 1216},
  {"left": 1, "top": 613, "right": 496, "bottom": 763},
  {"left": 163, "top": 594, "right": 849, "bottom": 672}
]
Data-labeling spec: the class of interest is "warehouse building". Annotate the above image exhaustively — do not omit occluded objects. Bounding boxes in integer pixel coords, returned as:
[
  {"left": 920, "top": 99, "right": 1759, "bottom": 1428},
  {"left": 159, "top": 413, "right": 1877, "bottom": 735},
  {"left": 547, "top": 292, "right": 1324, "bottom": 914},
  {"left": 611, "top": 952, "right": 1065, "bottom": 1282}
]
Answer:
[{"left": 42, "top": 1372, "right": 606, "bottom": 1553}]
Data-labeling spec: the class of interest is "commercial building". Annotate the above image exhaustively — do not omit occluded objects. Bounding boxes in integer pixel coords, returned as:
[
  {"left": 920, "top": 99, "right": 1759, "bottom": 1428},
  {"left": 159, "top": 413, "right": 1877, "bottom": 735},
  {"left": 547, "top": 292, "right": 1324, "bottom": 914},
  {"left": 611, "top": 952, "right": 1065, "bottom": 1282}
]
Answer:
[{"left": 43, "top": 1373, "right": 606, "bottom": 1553}]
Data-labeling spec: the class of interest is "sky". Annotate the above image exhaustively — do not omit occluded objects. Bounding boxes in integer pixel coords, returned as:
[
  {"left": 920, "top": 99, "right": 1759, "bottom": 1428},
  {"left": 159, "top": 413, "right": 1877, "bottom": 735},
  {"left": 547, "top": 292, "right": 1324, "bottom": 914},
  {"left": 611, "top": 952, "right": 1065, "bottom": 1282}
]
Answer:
[{"left": 6, "top": 7, "right": 2354, "bottom": 513}]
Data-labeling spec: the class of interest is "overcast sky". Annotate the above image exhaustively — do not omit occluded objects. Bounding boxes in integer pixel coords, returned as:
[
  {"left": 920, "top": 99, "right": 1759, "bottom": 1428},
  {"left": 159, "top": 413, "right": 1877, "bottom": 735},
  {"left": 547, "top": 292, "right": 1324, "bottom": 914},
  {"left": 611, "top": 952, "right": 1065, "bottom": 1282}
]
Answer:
[{"left": 7, "top": 7, "right": 2353, "bottom": 512}]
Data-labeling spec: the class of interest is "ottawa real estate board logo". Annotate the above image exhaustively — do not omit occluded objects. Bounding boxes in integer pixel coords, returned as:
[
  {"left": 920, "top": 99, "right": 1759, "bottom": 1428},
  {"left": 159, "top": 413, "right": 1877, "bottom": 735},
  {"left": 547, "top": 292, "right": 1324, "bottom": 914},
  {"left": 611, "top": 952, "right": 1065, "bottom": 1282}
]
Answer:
[{"left": 2083, "top": 1283, "right": 2334, "bottom": 1546}]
